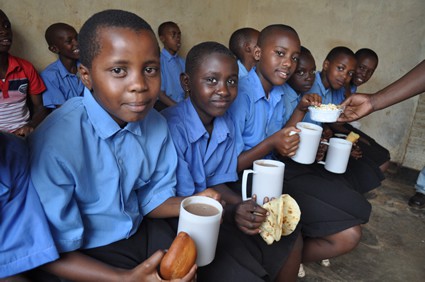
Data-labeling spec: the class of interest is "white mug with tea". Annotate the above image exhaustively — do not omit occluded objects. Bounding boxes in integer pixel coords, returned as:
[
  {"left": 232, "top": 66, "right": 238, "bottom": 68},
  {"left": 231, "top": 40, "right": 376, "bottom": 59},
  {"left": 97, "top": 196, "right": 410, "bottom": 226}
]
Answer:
[
  {"left": 177, "top": 196, "right": 223, "bottom": 267},
  {"left": 318, "top": 137, "right": 352, "bottom": 173},
  {"left": 241, "top": 159, "right": 285, "bottom": 205},
  {"left": 291, "top": 122, "right": 323, "bottom": 164}
]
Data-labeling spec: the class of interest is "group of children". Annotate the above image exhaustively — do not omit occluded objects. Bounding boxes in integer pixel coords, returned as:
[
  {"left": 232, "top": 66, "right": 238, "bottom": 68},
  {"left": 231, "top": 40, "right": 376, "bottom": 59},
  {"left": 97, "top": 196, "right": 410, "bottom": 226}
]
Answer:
[{"left": 1, "top": 7, "right": 391, "bottom": 281}]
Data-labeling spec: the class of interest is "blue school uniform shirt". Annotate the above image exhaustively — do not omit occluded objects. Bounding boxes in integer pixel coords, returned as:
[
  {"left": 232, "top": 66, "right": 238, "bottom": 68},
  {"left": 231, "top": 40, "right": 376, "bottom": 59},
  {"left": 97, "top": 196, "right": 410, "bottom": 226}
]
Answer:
[
  {"left": 228, "top": 68, "right": 287, "bottom": 158},
  {"left": 41, "top": 59, "right": 85, "bottom": 108},
  {"left": 29, "top": 88, "right": 177, "bottom": 253},
  {"left": 282, "top": 83, "right": 301, "bottom": 124},
  {"left": 160, "top": 49, "right": 185, "bottom": 102},
  {"left": 162, "top": 98, "right": 238, "bottom": 196},
  {"left": 0, "top": 133, "right": 58, "bottom": 277},
  {"left": 237, "top": 60, "right": 249, "bottom": 79}
]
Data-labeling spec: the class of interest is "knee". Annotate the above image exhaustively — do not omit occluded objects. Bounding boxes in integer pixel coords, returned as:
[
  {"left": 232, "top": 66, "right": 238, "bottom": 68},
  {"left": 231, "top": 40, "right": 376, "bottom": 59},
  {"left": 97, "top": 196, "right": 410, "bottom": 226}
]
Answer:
[{"left": 341, "top": 225, "right": 362, "bottom": 251}]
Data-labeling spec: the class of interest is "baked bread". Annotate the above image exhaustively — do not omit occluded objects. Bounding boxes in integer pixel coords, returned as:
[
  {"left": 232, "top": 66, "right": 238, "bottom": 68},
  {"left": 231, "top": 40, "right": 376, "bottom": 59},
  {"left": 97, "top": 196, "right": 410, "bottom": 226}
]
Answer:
[
  {"left": 160, "top": 232, "right": 197, "bottom": 279},
  {"left": 259, "top": 194, "right": 301, "bottom": 245},
  {"left": 346, "top": 131, "right": 360, "bottom": 143}
]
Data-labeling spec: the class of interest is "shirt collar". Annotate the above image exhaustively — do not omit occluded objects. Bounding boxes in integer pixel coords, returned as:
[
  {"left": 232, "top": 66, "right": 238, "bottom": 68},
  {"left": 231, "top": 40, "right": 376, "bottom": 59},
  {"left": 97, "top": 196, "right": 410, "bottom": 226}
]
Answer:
[
  {"left": 7, "top": 55, "right": 22, "bottom": 74},
  {"left": 248, "top": 68, "right": 284, "bottom": 103},
  {"left": 184, "top": 98, "right": 230, "bottom": 144},
  {"left": 161, "top": 48, "right": 179, "bottom": 62},
  {"left": 55, "top": 59, "right": 80, "bottom": 79},
  {"left": 83, "top": 88, "right": 142, "bottom": 139}
]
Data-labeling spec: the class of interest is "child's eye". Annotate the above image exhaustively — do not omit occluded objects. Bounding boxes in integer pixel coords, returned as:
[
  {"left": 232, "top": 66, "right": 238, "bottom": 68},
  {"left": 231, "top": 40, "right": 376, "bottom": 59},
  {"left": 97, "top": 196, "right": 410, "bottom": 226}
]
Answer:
[
  {"left": 292, "top": 56, "right": 299, "bottom": 62},
  {"left": 348, "top": 71, "right": 355, "bottom": 77},
  {"left": 145, "top": 67, "right": 158, "bottom": 76},
  {"left": 275, "top": 50, "right": 284, "bottom": 57},
  {"left": 206, "top": 77, "right": 218, "bottom": 84},
  {"left": 296, "top": 70, "right": 305, "bottom": 76},
  {"left": 227, "top": 78, "right": 238, "bottom": 86},
  {"left": 337, "top": 66, "right": 344, "bottom": 71},
  {"left": 111, "top": 68, "right": 126, "bottom": 76}
]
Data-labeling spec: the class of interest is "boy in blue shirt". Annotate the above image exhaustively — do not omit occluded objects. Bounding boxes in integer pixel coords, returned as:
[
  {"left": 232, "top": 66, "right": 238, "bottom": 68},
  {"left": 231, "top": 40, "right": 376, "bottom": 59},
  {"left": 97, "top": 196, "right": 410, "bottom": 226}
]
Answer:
[
  {"left": 41, "top": 23, "right": 84, "bottom": 109},
  {"left": 156, "top": 21, "right": 185, "bottom": 110},
  {"left": 28, "top": 10, "right": 217, "bottom": 281},
  {"left": 0, "top": 132, "right": 59, "bottom": 279},
  {"left": 163, "top": 41, "right": 303, "bottom": 282},
  {"left": 228, "top": 25, "right": 371, "bottom": 271},
  {"left": 229, "top": 27, "right": 259, "bottom": 79}
]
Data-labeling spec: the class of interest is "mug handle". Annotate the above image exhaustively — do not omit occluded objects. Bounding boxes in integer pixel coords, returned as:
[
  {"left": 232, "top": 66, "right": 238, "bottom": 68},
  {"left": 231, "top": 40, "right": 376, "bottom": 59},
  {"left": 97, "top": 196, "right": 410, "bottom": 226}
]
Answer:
[{"left": 242, "top": 169, "right": 255, "bottom": 201}]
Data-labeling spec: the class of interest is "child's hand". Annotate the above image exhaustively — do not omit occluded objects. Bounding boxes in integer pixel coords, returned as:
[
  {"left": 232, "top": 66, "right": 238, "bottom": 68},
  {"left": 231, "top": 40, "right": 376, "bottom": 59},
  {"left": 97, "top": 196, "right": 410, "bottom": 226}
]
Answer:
[
  {"left": 127, "top": 249, "right": 197, "bottom": 281},
  {"left": 297, "top": 93, "right": 322, "bottom": 112},
  {"left": 316, "top": 137, "right": 328, "bottom": 162},
  {"left": 350, "top": 142, "right": 362, "bottom": 159},
  {"left": 12, "top": 125, "right": 34, "bottom": 137},
  {"left": 272, "top": 126, "right": 300, "bottom": 157},
  {"left": 234, "top": 197, "right": 268, "bottom": 235},
  {"left": 196, "top": 188, "right": 222, "bottom": 203}
]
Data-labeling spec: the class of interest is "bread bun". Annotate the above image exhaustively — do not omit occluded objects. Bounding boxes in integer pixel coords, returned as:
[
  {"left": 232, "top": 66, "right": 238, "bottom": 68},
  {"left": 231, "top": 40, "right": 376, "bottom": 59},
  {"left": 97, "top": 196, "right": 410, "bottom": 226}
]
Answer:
[{"left": 160, "top": 232, "right": 197, "bottom": 279}]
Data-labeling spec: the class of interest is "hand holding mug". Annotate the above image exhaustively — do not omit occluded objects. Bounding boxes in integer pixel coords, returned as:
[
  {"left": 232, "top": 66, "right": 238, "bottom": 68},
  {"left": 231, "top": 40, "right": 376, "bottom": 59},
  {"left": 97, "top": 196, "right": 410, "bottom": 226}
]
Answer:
[{"left": 234, "top": 198, "right": 268, "bottom": 235}]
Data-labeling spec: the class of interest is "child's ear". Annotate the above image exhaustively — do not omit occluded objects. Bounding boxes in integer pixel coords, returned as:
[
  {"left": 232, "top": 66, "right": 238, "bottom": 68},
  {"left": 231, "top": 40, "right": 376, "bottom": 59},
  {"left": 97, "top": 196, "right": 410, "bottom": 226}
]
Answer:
[
  {"left": 253, "top": 45, "right": 261, "bottom": 61},
  {"left": 180, "top": 73, "right": 190, "bottom": 93},
  {"left": 243, "top": 42, "right": 252, "bottom": 53},
  {"left": 79, "top": 64, "right": 93, "bottom": 90},
  {"left": 48, "top": 45, "right": 59, "bottom": 54},
  {"left": 159, "top": 35, "right": 166, "bottom": 44},
  {"left": 323, "top": 60, "right": 329, "bottom": 71}
]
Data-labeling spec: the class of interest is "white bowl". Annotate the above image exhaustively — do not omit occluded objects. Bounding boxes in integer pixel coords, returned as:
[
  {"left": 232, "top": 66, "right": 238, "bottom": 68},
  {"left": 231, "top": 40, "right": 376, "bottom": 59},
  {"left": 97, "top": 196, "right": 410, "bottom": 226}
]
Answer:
[{"left": 308, "top": 105, "right": 344, "bottom": 123}]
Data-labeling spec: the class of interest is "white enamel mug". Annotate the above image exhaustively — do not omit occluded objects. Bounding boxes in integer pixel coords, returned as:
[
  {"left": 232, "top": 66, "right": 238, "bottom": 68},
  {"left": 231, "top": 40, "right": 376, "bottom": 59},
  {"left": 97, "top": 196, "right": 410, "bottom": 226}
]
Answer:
[
  {"left": 318, "top": 138, "right": 352, "bottom": 173},
  {"left": 291, "top": 122, "right": 323, "bottom": 164}
]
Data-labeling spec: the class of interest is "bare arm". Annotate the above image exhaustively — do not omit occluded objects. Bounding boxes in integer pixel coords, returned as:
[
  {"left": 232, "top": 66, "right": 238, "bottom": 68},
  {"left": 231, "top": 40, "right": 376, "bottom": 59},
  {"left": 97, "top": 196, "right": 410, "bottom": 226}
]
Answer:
[
  {"left": 339, "top": 60, "right": 425, "bottom": 122},
  {"left": 42, "top": 250, "right": 196, "bottom": 282}
]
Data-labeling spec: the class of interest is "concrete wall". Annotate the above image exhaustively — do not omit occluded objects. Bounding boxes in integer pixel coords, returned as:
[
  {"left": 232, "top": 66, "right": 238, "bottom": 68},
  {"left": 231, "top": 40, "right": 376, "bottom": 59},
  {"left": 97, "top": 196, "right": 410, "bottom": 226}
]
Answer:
[{"left": 2, "top": 0, "right": 424, "bottom": 169}]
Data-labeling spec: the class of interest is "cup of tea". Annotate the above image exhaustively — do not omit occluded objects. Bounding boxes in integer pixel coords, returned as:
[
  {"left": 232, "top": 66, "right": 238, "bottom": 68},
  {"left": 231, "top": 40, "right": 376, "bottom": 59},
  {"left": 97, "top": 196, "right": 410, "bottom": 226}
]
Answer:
[
  {"left": 318, "top": 137, "right": 353, "bottom": 173},
  {"left": 241, "top": 159, "right": 285, "bottom": 205},
  {"left": 177, "top": 196, "right": 223, "bottom": 267},
  {"left": 291, "top": 122, "right": 323, "bottom": 164}
]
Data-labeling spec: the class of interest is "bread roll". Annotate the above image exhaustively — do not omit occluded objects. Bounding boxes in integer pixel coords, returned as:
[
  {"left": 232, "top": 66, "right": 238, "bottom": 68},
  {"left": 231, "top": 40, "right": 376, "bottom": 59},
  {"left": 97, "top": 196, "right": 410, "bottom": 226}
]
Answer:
[
  {"left": 160, "top": 232, "right": 197, "bottom": 279},
  {"left": 346, "top": 131, "right": 360, "bottom": 143}
]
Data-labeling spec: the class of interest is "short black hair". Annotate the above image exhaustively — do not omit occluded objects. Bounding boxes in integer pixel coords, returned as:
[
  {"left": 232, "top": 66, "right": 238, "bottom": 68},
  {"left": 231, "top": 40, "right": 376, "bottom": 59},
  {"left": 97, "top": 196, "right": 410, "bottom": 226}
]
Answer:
[
  {"left": 325, "top": 46, "right": 355, "bottom": 62},
  {"left": 355, "top": 48, "right": 378, "bottom": 62},
  {"left": 158, "top": 21, "right": 178, "bottom": 36},
  {"left": 79, "top": 9, "right": 153, "bottom": 69},
  {"left": 186, "top": 41, "right": 235, "bottom": 77},
  {"left": 45, "top": 23, "right": 75, "bottom": 46},
  {"left": 257, "top": 24, "right": 298, "bottom": 48},
  {"left": 228, "top": 27, "right": 258, "bottom": 60}
]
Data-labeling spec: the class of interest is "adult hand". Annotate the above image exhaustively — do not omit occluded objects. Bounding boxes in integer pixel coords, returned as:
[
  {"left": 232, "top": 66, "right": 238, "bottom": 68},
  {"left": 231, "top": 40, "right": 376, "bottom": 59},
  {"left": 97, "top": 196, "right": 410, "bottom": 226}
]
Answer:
[
  {"left": 337, "top": 94, "right": 374, "bottom": 122},
  {"left": 125, "top": 250, "right": 197, "bottom": 282}
]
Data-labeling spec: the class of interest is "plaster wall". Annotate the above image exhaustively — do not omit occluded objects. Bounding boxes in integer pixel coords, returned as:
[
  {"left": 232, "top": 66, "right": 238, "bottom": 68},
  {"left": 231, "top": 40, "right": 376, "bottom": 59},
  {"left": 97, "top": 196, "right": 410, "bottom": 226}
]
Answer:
[{"left": 1, "top": 0, "right": 424, "bottom": 169}]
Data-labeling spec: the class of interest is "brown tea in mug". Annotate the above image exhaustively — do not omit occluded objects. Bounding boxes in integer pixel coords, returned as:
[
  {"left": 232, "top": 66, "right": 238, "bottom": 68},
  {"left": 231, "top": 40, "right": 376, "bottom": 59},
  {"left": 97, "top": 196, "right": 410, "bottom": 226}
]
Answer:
[
  {"left": 257, "top": 162, "right": 278, "bottom": 167},
  {"left": 184, "top": 203, "right": 220, "bottom": 216}
]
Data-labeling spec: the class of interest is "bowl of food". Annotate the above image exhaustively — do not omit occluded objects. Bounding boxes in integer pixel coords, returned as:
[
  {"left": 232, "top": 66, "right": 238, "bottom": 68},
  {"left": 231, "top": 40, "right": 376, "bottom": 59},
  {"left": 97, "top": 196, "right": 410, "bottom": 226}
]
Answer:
[{"left": 308, "top": 103, "right": 344, "bottom": 123}]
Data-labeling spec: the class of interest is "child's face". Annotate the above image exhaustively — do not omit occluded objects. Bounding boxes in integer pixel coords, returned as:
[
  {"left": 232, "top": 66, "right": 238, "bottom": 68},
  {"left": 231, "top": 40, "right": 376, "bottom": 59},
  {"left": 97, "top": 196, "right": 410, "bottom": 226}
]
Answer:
[
  {"left": 51, "top": 26, "right": 79, "bottom": 60},
  {"left": 79, "top": 27, "right": 160, "bottom": 127},
  {"left": 288, "top": 52, "right": 316, "bottom": 93},
  {"left": 323, "top": 54, "right": 356, "bottom": 90},
  {"left": 160, "top": 25, "right": 181, "bottom": 55},
  {"left": 186, "top": 53, "right": 238, "bottom": 124},
  {"left": 0, "top": 10, "right": 12, "bottom": 54},
  {"left": 255, "top": 30, "right": 300, "bottom": 92},
  {"left": 352, "top": 55, "right": 377, "bottom": 86}
]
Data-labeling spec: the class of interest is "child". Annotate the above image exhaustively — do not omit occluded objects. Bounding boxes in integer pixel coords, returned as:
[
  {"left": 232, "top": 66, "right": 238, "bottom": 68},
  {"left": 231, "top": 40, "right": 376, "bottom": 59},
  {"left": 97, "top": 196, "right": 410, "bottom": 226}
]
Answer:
[
  {"left": 340, "top": 48, "right": 391, "bottom": 173},
  {"left": 0, "top": 132, "right": 59, "bottom": 279},
  {"left": 228, "top": 25, "right": 371, "bottom": 268},
  {"left": 162, "top": 41, "right": 302, "bottom": 281},
  {"left": 41, "top": 22, "right": 85, "bottom": 109},
  {"left": 228, "top": 27, "right": 259, "bottom": 79},
  {"left": 28, "top": 9, "right": 218, "bottom": 281},
  {"left": 155, "top": 21, "right": 185, "bottom": 110},
  {"left": 0, "top": 9, "right": 48, "bottom": 137}
]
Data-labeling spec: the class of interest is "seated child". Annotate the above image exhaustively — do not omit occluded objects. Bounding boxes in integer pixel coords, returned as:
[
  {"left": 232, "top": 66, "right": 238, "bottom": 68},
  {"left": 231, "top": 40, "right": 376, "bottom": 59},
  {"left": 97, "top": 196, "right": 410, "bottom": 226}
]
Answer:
[
  {"left": 229, "top": 27, "right": 260, "bottom": 79},
  {"left": 340, "top": 48, "right": 391, "bottom": 173},
  {"left": 228, "top": 25, "right": 371, "bottom": 267},
  {"left": 155, "top": 21, "right": 185, "bottom": 110},
  {"left": 0, "top": 132, "right": 59, "bottom": 280},
  {"left": 27, "top": 9, "right": 219, "bottom": 281},
  {"left": 0, "top": 9, "right": 48, "bottom": 137},
  {"left": 41, "top": 22, "right": 85, "bottom": 109},
  {"left": 306, "top": 46, "right": 385, "bottom": 193},
  {"left": 162, "top": 41, "right": 302, "bottom": 281}
]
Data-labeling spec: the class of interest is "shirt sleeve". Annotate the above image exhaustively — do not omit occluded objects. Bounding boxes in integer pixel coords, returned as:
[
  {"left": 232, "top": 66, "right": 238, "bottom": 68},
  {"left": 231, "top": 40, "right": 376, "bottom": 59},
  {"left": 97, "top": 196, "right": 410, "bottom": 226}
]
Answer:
[
  {"left": 41, "top": 71, "right": 66, "bottom": 108},
  {"left": 23, "top": 61, "right": 46, "bottom": 95}
]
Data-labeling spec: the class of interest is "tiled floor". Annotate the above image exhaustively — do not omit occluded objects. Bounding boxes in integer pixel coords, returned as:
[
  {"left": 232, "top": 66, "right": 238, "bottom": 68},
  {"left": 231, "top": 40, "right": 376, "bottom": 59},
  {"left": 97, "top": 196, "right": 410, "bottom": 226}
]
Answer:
[{"left": 299, "top": 165, "right": 425, "bottom": 282}]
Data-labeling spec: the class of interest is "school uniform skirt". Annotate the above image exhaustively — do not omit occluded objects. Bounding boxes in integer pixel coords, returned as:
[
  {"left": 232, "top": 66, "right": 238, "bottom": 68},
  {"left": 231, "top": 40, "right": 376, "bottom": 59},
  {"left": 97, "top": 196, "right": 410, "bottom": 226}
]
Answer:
[{"left": 281, "top": 158, "right": 372, "bottom": 238}]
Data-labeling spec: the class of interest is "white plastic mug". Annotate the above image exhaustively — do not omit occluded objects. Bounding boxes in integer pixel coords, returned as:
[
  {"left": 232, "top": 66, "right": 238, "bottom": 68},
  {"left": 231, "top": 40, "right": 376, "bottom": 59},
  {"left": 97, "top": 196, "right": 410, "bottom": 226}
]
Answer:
[
  {"left": 291, "top": 122, "right": 323, "bottom": 164},
  {"left": 241, "top": 159, "right": 285, "bottom": 205},
  {"left": 177, "top": 196, "right": 223, "bottom": 267},
  {"left": 318, "top": 138, "right": 353, "bottom": 173}
]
